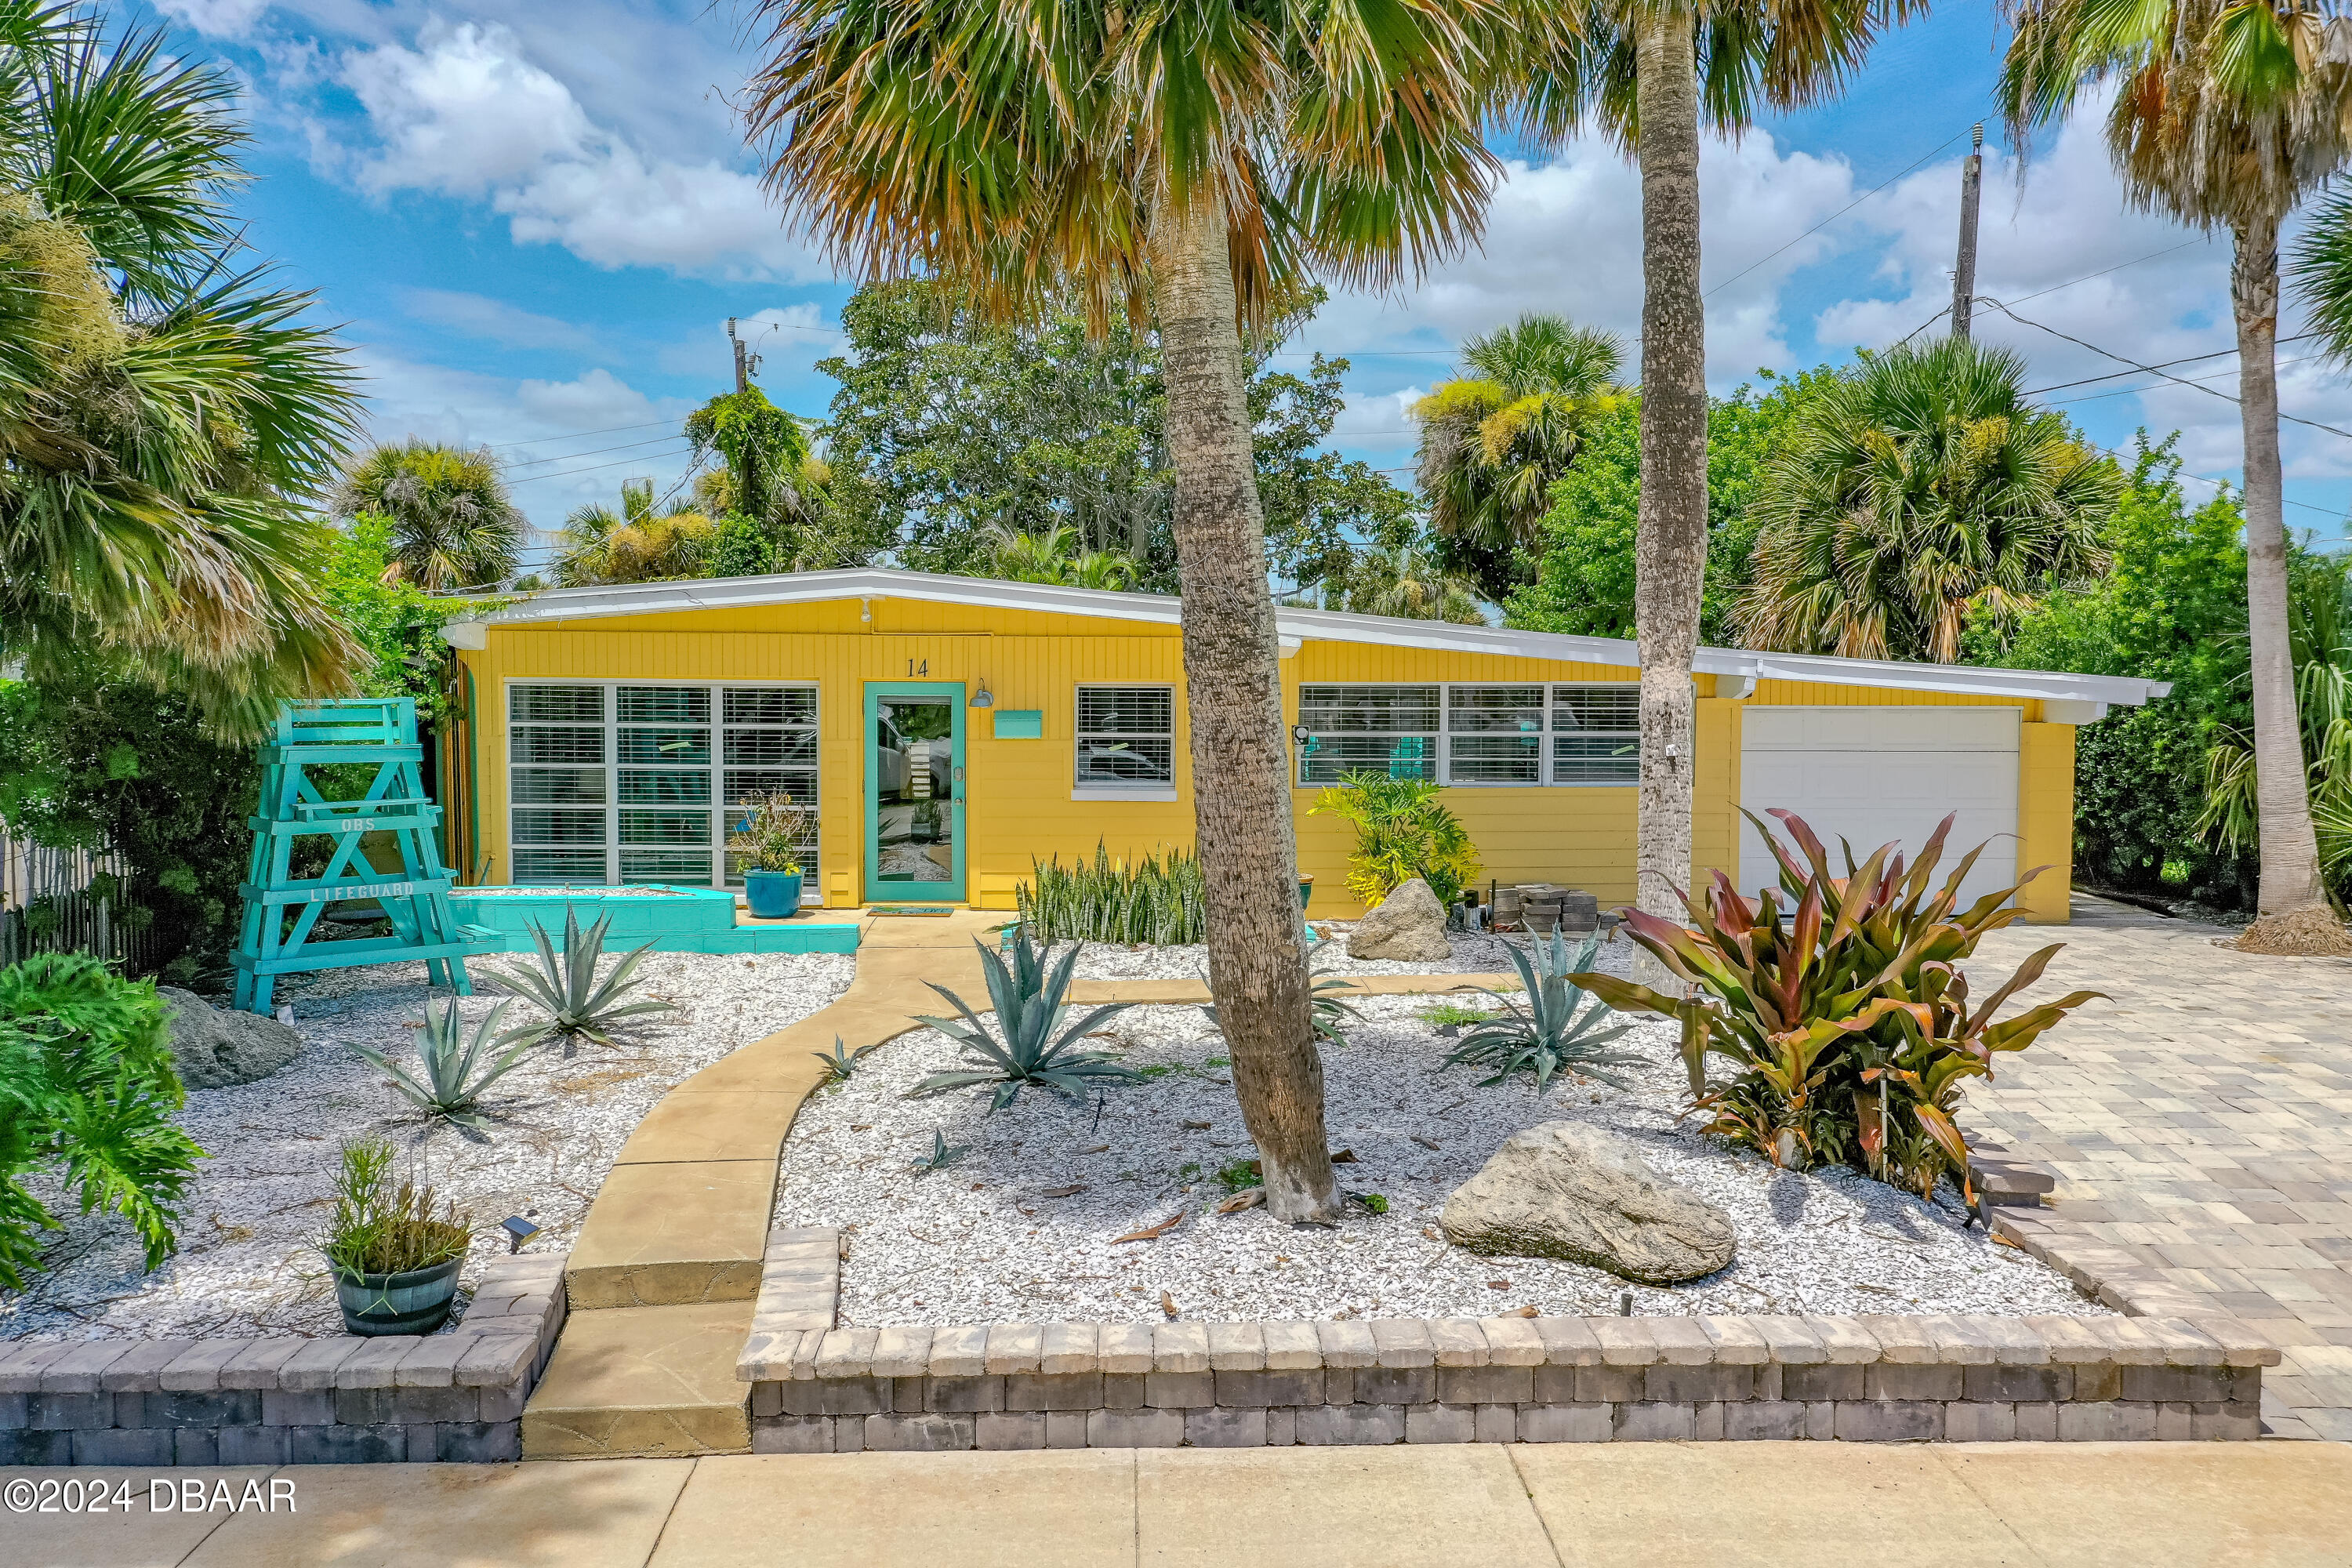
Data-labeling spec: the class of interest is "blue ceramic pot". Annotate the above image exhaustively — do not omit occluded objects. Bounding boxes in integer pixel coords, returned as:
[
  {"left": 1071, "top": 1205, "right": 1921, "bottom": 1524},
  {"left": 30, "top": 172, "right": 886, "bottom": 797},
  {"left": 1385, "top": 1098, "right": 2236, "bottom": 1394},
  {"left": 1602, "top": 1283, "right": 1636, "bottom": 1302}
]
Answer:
[{"left": 745, "top": 869, "right": 804, "bottom": 919}]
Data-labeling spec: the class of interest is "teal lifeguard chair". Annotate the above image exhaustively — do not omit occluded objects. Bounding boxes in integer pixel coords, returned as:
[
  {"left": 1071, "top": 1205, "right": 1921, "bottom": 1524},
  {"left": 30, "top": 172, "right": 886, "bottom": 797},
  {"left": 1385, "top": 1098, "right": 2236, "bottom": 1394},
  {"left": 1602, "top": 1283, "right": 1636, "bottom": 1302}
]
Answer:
[{"left": 230, "top": 698, "right": 498, "bottom": 1015}]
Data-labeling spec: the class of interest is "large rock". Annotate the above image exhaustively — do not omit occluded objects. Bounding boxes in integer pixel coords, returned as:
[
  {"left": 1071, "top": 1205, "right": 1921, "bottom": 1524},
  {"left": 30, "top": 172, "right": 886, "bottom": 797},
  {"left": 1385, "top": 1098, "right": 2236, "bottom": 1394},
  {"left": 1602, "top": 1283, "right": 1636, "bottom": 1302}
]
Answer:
[
  {"left": 1347, "top": 877, "right": 1452, "bottom": 962},
  {"left": 1441, "top": 1121, "right": 1736, "bottom": 1284},
  {"left": 158, "top": 987, "right": 303, "bottom": 1089}
]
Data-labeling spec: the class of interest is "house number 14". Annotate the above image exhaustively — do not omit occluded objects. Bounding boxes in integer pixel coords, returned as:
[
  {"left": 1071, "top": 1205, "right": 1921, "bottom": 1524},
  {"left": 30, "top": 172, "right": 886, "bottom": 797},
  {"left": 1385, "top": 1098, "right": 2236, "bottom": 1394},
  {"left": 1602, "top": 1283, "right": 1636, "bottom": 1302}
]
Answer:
[{"left": 906, "top": 659, "right": 929, "bottom": 676}]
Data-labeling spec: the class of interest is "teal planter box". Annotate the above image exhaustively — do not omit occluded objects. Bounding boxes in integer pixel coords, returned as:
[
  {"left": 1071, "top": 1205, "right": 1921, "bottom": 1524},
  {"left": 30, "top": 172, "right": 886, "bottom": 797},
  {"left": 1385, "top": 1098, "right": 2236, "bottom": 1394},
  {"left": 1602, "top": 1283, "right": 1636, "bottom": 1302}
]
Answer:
[{"left": 448, "top": 885, "right": 859, "bottom": 955}]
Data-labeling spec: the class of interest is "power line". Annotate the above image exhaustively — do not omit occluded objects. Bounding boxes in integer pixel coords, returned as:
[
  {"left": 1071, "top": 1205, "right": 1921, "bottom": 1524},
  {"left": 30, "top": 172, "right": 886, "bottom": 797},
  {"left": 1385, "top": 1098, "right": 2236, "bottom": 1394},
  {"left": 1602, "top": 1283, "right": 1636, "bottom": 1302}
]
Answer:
[
  {"left": 2000, "top": 239, "right": 2209, "bottom": 308},
  {"left": 1978, "top": 296, "right": 2352, "bottom": 443},
  {"left": 489, "top": 419, "right": 673, "bottom": 452},
  {"left": 506, "top": 442, "right": 694, "bottom": 486},
  {"left": 504, "top": 431, "right": 694, "bottom": 470},
  {"left": 2023, "top": 332, "right": 2320, "bottom": 396},
  {"left": 2046, "top": 352, "right": 2327, "bottom": 408},
  {"left": 1704, "top": 125, "right": 1976, "bottom": 302}
]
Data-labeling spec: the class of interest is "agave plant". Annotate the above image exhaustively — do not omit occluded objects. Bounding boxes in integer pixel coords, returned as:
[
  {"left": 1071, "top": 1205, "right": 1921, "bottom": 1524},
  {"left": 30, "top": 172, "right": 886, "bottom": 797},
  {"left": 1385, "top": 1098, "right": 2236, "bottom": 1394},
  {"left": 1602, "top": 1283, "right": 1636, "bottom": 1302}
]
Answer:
[
  {"left": 487, "top": 909, "right": 676, "bottom": 1051},
  {"left": 910, "top": 931, "right": 1141, "bottom": 1112},
  {"left": 1444, "top": 930, "right": 1643, "bottom": 1092},
  {"left": 1577, "top": 809, "right": 2106, "bottom": 1200},
  {"left": 813, "top": 1035, "right": 877, "bottom": 1083},
  {"left": 346, "top": 996, "right": 541, "bottom": 1129}
]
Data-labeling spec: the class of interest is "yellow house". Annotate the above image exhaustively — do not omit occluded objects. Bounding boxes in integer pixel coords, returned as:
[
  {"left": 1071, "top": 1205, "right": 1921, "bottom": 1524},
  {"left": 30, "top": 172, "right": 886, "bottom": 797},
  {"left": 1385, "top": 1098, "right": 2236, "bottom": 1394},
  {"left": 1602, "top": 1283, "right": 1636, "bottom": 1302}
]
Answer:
[{"left": 435, "top": 568, "right": 2169, "bottom": 924}]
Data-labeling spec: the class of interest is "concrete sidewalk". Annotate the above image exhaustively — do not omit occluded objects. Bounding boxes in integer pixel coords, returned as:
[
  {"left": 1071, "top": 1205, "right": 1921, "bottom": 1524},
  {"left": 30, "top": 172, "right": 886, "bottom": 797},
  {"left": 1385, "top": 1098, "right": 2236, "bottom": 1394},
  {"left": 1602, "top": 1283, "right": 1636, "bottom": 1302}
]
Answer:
[{"left": 14, "top": 1442, "right": 2351, "bottom": 1568}]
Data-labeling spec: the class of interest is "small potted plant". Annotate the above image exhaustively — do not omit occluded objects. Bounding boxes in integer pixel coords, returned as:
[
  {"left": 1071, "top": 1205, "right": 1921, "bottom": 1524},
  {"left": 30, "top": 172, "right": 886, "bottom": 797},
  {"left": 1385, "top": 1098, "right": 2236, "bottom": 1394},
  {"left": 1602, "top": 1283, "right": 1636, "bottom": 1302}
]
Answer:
[
  {"left": 909, "top": 797, "right": 942, "bottom": 844},
  {"left": 319, "top": 1137, "right": 472, "bottom": 1336},
  {"left": 729, "top": 791, "right": 813, "bottom": 918}
]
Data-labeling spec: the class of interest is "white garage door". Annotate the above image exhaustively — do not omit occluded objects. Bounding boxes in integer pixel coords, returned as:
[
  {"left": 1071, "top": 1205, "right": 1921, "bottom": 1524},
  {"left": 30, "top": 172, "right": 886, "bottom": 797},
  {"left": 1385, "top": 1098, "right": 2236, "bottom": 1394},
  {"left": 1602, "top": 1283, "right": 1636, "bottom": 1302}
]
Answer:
[{"left": 1737, "top": 707, "right": 2020, "bottom": 906}]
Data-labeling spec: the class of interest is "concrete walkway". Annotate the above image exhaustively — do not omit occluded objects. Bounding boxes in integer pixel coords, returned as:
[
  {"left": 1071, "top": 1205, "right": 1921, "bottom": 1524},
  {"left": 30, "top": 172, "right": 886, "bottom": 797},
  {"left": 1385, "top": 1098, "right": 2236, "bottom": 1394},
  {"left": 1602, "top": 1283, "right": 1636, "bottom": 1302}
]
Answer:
[
  {"left": 1969, "top": 905, "right": 2352, "bottom": 1442},
  {"left": 17, "top": 1443, "right": 2351, "bottom": 1566}
]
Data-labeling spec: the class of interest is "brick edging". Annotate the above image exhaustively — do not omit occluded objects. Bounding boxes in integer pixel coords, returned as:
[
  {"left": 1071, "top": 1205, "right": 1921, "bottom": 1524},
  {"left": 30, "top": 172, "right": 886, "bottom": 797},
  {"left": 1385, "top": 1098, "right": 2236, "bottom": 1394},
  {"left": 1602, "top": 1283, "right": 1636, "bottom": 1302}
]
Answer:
[
  {"left": 737, "top": 1228, "right": 2278, "bottom": 1450},
  {"left": 0, "top": 1251, "right": 568, "bottom": 1465}
]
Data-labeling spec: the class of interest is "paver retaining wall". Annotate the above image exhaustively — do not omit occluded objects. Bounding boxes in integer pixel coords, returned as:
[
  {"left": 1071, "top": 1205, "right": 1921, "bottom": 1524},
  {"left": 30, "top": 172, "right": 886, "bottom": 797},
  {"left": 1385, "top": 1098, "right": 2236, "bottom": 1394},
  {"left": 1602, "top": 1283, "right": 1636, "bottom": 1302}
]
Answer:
[
  {"left": 0, "top": 1252, "right": 566, "bottom": 1466},
  {"left": 736, "top": 1229, "right": 2279, "bottom": 1451}
]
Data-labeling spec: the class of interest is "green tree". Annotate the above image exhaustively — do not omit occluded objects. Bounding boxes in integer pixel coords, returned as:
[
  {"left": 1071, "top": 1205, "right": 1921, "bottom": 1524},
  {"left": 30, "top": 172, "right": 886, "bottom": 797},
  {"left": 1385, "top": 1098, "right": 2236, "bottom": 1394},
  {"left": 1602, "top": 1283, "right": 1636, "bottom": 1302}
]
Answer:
[
  {"left": 1509, "top": 367, "right": 1830, "bottom": 641},
  {"left": 1979, "top": 436, "right": 2257, "bottom": 906},
  {"left": 0, "top": 4, "right": 362, "bottom": 736},
  {"left": 1413, "top": 313, "right": 1625, "bottom": 601},
  {"left": 332, "top": 441, "right": 524, "bottom": 593},
  {"left": 985, "top": 524, "right": 1142, "bottom": 590},
  {"left": 748, "top": 0, "right": 1505, "bottom": 1223},
  {"left": 2002, "top": 0, "right": 2347, "bottom": 924},
  {"left": 553, "top": 478, "right": 718, "bottom": 586},
  {"left": 816, "top": 278, "right": 1417, "bottom": 595},
  {"left": 1301, "top": 542, "right": 1486, "bottom": 624},
  {"left": 1739, "top": 339, "right": 2117, "bottom": 662},
  {"left": 1508, "top": 0, "right": 1922, "bottom": 962}
]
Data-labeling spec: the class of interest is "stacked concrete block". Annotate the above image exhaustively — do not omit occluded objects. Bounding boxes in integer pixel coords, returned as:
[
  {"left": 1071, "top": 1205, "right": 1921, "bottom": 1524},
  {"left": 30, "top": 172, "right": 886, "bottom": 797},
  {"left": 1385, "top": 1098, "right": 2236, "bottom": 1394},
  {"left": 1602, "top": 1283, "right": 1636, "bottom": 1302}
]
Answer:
[
  {"left": 0, "top": 1251, "right": 567, "bottom": 1465},
  {"left": 736, "top": 1312, "right": 2276, "bottom": 1452}
]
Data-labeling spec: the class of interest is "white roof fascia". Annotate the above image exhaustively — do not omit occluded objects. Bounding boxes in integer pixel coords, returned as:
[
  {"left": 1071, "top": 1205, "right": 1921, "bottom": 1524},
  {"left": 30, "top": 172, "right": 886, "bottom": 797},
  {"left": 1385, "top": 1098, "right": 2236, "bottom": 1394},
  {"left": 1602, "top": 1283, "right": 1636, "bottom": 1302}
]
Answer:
[{"left": 437, "top": 567, "right": 2170, "bottom": 709}]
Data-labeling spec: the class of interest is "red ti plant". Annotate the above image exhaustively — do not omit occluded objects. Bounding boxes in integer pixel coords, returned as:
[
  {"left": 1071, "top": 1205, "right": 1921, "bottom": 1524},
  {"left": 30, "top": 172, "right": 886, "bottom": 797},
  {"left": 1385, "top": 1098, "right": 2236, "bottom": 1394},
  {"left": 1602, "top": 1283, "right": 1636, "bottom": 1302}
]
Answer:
[{"left": 1573, "top": 809, "right": 2105, "bottom": 1201}]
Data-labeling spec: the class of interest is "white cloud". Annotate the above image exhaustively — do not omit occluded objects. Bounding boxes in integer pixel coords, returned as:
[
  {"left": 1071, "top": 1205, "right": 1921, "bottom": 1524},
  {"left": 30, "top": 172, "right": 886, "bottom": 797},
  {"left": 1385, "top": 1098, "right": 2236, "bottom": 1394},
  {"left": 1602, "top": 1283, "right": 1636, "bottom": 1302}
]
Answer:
[
  {"left": 154, "top": 0, "right": 272, "bottom": 37},
  {"left": 325, "top": 21, "right": 820, "bottom": 279},
  {"left": 399, "top": 289, "right": 603, "bottom": 353},
  {"left": 352, "top": 354, "right": 698, "bottom": 538},
  {"left": 1330, "top": 386, "right": 1425, "bottom": 452},
  {"left": 1310, "top": 132, "right": 1859, "bottom": 385}
]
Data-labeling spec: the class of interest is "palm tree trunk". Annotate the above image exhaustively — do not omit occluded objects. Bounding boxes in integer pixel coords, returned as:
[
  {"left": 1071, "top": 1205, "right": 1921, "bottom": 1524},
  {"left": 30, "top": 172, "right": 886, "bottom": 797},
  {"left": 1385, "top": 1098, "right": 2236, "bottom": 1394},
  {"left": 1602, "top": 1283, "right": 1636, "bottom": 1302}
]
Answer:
[
  {"left": 1152, "top": 201, "right": 1338, "bottom": 1224},
  {"left": 1633, "top": 11, "right": 1708, "bottom": 966},
  {"left": 2232, "top": 218, "right": 2326, "bottom": 915}
]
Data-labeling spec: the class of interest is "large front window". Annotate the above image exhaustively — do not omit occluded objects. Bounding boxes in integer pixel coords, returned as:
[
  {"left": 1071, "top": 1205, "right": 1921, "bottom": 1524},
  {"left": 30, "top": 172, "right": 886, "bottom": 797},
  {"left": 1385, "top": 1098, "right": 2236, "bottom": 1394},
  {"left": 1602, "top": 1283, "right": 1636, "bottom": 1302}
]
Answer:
[
  {"left": 1075, "top": 685, "right": 1176, "bottom": 789},
  {"left": 507, "top": 682, "right": 818, "bottom": 886},
  {"left": 1294, "top": 682, "right": 1637, "bottom": 786}
]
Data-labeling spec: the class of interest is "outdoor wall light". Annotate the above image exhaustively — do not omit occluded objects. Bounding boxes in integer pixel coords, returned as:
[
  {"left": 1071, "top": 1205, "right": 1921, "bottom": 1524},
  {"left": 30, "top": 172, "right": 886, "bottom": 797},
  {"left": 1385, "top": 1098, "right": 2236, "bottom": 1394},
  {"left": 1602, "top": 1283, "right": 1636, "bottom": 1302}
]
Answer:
[
  {"left": 970, "top": 681, "right": 995, "bottom": 708},
  {"left": 500, "top": 1215, "right": 543, "bottom": 1254},
  {"left": 1291, "top": 724, "right": 1310, "bottom": 745}
]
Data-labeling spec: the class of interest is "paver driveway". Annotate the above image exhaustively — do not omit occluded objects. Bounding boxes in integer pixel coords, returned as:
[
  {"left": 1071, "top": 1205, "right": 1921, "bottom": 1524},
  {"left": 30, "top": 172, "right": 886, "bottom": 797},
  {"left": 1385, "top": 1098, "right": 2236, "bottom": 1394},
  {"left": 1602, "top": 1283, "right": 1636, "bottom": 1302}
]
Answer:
[{"left": 1967, "top": 898, "right": 2352, "bottom": 1440}]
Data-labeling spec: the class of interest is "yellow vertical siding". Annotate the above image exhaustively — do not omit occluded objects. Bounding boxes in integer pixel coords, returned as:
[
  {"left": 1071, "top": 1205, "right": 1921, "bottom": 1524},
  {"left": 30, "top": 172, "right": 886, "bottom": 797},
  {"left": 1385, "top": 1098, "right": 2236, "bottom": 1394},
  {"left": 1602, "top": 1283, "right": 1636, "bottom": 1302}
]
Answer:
[{"left": 454, "top": 597, "right": 2082, "bottom": 921}]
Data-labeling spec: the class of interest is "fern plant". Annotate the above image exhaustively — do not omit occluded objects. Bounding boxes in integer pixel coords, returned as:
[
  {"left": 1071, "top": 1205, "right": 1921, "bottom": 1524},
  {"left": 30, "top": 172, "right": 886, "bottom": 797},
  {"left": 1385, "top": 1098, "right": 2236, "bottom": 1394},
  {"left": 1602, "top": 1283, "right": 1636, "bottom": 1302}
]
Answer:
[
  {"left": 0, "top": 954, "right": 201, "bottom": 1287},
  {"left": 488, "top": 909, "right": 676, "bottom": 1049},
  {"left": 346, "top": 996, "right": 540, "bottom": 1128},
  {"left": 1445, "top": 930, "right": 1643, "bottom": 1093},
  {"left": 912, "top": 931, "right": 1141, "bottom": 1111}
]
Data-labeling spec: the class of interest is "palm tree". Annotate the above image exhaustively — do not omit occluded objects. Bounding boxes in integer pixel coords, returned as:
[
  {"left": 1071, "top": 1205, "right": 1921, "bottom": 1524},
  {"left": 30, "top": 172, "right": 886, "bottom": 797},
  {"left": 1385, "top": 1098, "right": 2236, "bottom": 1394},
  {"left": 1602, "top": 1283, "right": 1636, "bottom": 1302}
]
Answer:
[
  {"left": 2002, "top": 0, "right": 2348, "bottom": 928},
  {"left": 0, "top": 5, "right": 362, "bottom": 734},
  {"left": 1508, "top": 0, "right": 1921, "bottom": 955},
  {"left": 1414, "top": 313, "right": 1624, "bottom": 600},
  {"left": 985, "top": 523, "right": 1143, "bottom": 590},
  {"left": 1739, "top": 339, "right": 2116, "bottom": 662},
  {"left": 745, "top": 0, "right": 1510, "bottom": 1222},
  {"left": 332, "top": 441, "right": 525, "bottom": 592},
  {"left": 553, "top": 478, "right": 718, "bottom": 586},
  {"left": 1331, "top": 542, "right": 1487, "bottom": 623}
]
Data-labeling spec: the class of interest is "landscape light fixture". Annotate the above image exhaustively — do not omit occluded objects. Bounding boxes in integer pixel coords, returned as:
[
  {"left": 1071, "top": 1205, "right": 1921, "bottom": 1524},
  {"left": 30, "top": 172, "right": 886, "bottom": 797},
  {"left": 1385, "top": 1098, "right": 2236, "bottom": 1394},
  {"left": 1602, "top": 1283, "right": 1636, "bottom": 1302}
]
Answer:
[{"left": 500, "top": 1215, "right": 543, "bottom": 1254}]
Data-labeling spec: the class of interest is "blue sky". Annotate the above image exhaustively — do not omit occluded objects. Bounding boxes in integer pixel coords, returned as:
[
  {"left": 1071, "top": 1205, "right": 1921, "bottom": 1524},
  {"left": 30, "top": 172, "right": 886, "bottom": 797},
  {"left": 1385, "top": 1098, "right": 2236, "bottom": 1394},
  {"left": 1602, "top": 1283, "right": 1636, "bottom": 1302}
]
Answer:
[{"left": 143, "top": 0, "right": 2352, "bottom": 566}]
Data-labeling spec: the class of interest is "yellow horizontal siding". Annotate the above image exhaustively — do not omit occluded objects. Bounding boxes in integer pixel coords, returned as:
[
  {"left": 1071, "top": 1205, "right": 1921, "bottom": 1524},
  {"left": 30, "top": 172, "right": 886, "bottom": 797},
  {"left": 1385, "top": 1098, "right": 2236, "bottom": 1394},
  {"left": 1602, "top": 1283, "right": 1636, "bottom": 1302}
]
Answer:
[{"left": 454, "top": 596, "right": 2077, "bottom": 921}]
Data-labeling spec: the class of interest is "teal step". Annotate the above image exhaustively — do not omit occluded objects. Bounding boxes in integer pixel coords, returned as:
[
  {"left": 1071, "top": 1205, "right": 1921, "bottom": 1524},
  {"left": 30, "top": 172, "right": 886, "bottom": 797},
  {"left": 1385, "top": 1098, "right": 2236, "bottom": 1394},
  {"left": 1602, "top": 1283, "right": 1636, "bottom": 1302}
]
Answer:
[
  {"left": 262, "top": 743, "right": 425, "bottom": 764},
  {"left": 231, "top": 926, "right": 501, "bottom": 975},
  {"left": 294, "top": 797, "right": 434, "bottom": 817},
  {"left": 247, "top": 808, "right": 442, "bottom": 835}
]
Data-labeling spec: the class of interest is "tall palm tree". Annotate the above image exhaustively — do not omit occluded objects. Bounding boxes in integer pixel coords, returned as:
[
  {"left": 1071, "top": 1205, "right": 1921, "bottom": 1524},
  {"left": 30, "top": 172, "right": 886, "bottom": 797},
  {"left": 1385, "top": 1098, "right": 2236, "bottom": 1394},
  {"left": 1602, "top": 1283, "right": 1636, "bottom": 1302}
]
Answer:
[
  {"left": 553, "top": 478, "right": 717, "bottom": 586},
  {"left": 0, "top": 4, "right": 362, "bottom": 734},
  {"left": 332, "top": 441, "right": 525, "bottom": 592},
  {"left": 2002, "top": 0, "right": 2350, "bottom": 926},
  {"left": 1508, "top": 0, "right": 1922, "bottom": 954},
  {"left": 1414, "top": 312, "right": 1624, "bottom": 599},
  {"left": 745, "top": 0, "right": 1512, "bottom": 1221},
  {"left": 1739, "top": 339, "right": 2116, "bottom": 662},
  {"left": 1332, "top": 541, "right": 1487, "bottom": 622}
]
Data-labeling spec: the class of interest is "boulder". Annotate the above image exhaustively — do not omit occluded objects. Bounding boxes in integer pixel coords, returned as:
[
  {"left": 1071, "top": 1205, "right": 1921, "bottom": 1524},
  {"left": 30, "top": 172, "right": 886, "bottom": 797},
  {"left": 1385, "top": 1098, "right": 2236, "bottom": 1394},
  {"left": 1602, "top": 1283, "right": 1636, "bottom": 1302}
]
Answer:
[
  {"left": 1347, "top": 877, "right": 1452, "bottom": 962},
  {"left": 1440, "top": 1121, "right": 1736, "bottom": 1284},
  {"left": 158, "top": 987, "right": 303, "bottom": 1089}
]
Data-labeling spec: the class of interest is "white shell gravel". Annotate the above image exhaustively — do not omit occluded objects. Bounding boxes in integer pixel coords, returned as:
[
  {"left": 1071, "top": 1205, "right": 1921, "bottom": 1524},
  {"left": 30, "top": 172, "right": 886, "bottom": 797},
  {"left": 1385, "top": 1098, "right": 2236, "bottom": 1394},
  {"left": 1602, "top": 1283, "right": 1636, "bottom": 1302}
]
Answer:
[
  {"left": 1070, "top": 924, "right": 1543, "bottom": 981},
  {"left": 778, "top": 984, "right": 2106, "bottom": 1326},
  {"left": 1, "top": 949, "right": 852, "bottom": 1341}
]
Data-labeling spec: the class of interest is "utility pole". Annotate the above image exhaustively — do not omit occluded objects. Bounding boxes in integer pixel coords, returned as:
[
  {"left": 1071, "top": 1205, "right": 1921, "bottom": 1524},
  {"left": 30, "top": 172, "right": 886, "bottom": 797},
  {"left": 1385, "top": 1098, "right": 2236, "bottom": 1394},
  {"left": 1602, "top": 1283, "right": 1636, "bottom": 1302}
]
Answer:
[
  {"left": 1951, "top": 124, "right": 1984, "bottom": 341},
  {"left": 727, "top": 317, "right": 750, "bottom": 393}
]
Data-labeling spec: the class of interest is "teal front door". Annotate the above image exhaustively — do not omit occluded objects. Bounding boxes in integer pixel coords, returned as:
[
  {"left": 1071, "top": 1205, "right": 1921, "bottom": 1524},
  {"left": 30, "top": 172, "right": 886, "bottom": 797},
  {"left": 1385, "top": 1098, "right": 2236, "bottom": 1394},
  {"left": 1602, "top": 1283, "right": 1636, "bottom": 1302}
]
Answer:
[{"left": 863, "top": 683, "right": 966, "bottom": 902}]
